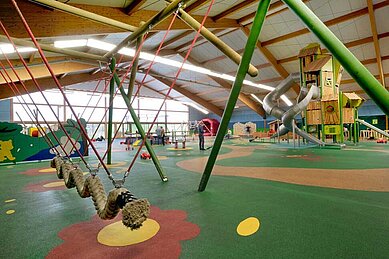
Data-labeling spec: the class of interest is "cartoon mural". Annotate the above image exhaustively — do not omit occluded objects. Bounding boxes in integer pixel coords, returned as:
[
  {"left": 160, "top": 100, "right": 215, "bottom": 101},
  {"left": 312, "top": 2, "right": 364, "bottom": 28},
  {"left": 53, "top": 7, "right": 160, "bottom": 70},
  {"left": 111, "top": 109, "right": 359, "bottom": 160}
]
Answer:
[{"left": 0, "top": 119, "right": 88, "bottom": 164}]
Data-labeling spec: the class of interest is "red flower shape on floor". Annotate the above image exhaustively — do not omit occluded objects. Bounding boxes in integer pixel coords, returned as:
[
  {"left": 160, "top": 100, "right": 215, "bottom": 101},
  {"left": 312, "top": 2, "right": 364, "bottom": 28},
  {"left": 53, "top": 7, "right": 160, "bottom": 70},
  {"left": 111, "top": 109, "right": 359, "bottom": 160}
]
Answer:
[
  {"left": 24, "top": 180, "right": 66, "bottom": 192},
  {"left": 47, "top": 206, "right": 200, "bottom": 259}
]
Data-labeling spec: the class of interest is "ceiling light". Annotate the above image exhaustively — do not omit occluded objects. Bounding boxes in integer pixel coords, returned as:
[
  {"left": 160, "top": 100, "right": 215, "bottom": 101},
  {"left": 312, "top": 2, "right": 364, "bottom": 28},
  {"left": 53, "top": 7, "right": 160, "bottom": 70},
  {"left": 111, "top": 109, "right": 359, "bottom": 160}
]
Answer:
[
  {"left": 250, "top": 94, "right": 263, "bottom": 104},
  {"left": 183, "top": 102, "right": 209, "bottom": 114},
  {"left": 0, "top": 44, "right": 15, "bottom": 54},
  {"left": 86, "top": 39, "right": 115, "bottom": 51},
  {"left": 53, "top": 39, "right": 293, "bottom": 105},
  {"left": 54, "top": 39, "right": 87, "bottom": 48}
]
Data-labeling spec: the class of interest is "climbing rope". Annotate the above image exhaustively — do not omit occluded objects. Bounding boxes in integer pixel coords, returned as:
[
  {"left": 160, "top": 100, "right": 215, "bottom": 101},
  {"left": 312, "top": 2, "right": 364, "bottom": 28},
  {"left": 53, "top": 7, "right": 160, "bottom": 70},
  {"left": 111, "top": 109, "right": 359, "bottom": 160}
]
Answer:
[
  {"left": 0, "top": 54, "right": 72, "bottom": 158},
  {"left": 0, "top": 22, "right": 88, "bottom": 164},
  {"left": 9, "top": 0, "right": 152, "bottom": 228},
  {"left": 0, "top": 65, "right": 59, "bottom": 153},
  {"left": 101, "top": 13, "right": 178, "bottom": 165},
  {"left": 122, "top": 0, "right": 217, "bottom": 178}
]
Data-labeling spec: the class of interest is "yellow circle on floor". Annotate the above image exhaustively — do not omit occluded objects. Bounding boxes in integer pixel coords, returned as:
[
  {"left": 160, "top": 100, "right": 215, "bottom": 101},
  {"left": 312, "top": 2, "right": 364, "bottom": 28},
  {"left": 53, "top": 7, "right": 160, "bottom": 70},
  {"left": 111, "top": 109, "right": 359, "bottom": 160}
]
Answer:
[
  {"left": 39, "top": 168, "right": 57, "bottom": 173},
  {"left": 97, "top": 219, "right": 160, "bottom": 247},
  {"left": 166, "top": 147, "right": 193, "bottom": 151},
  {"left": 43, "top": 181, "right": 65, "bottom": 188},
  {"left": 237, "top": 217, "right": 260, "bottom": 236},
  {"left": 6, "top": 210, "right": 15, "bottom": 215},
  {"left": 5, "top": 199, "right": 16, "bottom": 203}
]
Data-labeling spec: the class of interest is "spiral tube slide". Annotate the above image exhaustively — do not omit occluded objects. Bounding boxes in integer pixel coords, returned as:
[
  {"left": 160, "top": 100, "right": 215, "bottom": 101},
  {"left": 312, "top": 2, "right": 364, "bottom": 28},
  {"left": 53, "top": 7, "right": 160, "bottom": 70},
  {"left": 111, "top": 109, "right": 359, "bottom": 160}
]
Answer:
[
  {"left": 51, "top": 157, "right": 150, "bottom": 230},
  {"left": 263, "top": 74, "right": 324, "bottom": 146}
]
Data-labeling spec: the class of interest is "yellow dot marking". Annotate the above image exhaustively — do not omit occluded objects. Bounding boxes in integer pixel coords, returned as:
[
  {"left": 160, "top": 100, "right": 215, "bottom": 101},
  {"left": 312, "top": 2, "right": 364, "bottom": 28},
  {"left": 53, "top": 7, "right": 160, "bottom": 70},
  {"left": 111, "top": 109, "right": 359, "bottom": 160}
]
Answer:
[
  {"left": 43, "top": 181, "right": 65, "bottom": 188},
  {"left": 97, "top": 219, "right": 160, "bottom": 247},
  {"left": 6, "top": 210, "right": 15, "bottom": 215},
  {"left": 39, "top": 168, "right": 57, "bottom": 173},
  {"left": 157, "top": 156, "right": 168, "bottom": 160},
  {"left": 237, "top": 217, "right": 260, "bottom": 236},
  {"left": 166, "top": 147, "right": 193, "bottom": 151},
  {"left": 5, "top": 199, "right": 16, "bottom": 203}
]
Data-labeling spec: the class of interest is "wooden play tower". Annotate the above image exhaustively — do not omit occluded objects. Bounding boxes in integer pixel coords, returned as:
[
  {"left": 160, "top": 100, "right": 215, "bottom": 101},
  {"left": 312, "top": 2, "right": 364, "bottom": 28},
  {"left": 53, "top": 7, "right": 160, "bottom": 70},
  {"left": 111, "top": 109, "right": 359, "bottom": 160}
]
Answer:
[{"left": 299, "top": 43, "right": 364, "bottom": 143}]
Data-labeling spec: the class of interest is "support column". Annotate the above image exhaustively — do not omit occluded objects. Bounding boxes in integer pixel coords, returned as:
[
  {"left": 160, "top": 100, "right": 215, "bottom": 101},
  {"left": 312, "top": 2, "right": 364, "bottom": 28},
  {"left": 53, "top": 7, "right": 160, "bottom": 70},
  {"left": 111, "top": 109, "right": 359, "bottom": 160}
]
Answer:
[
  {"left": 282, "top": 0, "right": 389, "bottom": 116},
  {"left": 127, "top": 36, "right": 142, "bottom": 99},
  {"left": 198, "top": 0, "right": 271, "bottom": 192},
  {"left": 111, "top": 68, "right": 167, "bottom": 181},
  {"left": 107, "top": 59, "right": 116, "bottom": 164}
]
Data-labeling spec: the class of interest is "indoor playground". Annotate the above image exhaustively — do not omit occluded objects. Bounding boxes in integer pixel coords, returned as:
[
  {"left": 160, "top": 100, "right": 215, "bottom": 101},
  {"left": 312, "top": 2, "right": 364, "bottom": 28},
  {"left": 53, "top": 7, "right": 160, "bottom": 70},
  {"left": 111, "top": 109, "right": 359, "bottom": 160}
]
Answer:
[{"left": 1, "top": 0, "right": 389, "bottom": 258}]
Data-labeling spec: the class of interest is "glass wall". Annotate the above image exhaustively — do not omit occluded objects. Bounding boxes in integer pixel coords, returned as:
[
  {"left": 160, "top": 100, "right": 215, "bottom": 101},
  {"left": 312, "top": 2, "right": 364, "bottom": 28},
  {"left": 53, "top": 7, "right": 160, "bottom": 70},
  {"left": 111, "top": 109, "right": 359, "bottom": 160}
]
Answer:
[{"left": 12, "top": 89, "right": 189, "bottom": 138}]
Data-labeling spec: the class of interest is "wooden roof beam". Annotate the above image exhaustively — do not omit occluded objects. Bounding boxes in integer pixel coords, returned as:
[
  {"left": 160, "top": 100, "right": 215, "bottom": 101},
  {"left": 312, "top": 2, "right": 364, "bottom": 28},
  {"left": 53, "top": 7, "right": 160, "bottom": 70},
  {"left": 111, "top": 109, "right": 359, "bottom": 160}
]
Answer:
[
  {"left": 148, "top": 70, "right": 224, "bottom": 116},
  {"left": 0, "top": 71, "right": 107, "bottom": 99},
  {"left": 1, "top": 1, "right": 239, "bottom": 38},
  {"left": 367, "top": 0, "right": 385, "bottom": 86},
  {"left": 125, "top": 0, "right": 147, "bottom": 15},
  {"left": 213, "top": 0, "right": 258, "bottom": 21},
  {"left": 241, "top": 27, "right": 299, "bottom": 94},
  {"left": 261, "top": 1, "right": 388, "bottom": 47},
  {"left": 185, "top": 0, "right": 210, "bottom": 13},
  {"left": 183, "top": 55, "right": 266, "bottom": 117},
  {"left": 151, "top": 30, "right": 193, "bottom": 51},
  {"left": 278, "top": 32, "right": 389, "bottom": 64}
]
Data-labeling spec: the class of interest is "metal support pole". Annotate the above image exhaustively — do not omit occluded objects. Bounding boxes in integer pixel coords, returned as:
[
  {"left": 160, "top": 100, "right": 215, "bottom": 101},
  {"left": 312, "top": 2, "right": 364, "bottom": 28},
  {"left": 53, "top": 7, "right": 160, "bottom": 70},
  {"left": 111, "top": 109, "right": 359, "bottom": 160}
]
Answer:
[
  {"left": 198, "top": 0, "right": 271, "bottom": 192},
  {"left": 111, "top": 69, "right": 167, "bottom": 181},
  {"left": 107, "top": 59, "right": 116, "bottom": 164},
  {"left": 292, "top": 119, "right": 295, "bottom": 148},
  {"left": 282, "top": 0, "right": 389, "bottom": 116},
  {"left": 177, "top": 9, "right": 258, "bottom": 77},
  {"left": 105, "top": 0, "right": 194, "bottom": 57},
  {"left": 339, "top": 91, "right": 344, "bottom": 143},
  {"left": 127, "top": 36, "right": 142, "bottom": 99}
]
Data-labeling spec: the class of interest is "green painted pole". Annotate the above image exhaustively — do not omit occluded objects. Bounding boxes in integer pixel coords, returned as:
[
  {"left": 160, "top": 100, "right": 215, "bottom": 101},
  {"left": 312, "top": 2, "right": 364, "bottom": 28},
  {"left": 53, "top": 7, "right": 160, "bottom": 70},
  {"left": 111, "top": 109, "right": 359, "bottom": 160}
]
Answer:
[
  {"left": 107, "top": 59, "right": 116, "bottom": 165},
  {"left": 127, "top": 36, "right": 142, "bottom": 99},
  {"left": 339, "top": 91, "right": 344, "bottom": 143},
  {"left": 198, "top": 0, "right": 271, "bottom": 192},
  {"left": 282, "top": 0, "right": 389, "bottom": 116},
  {"left": 111, "top": 69, "right": 167, "bottom": 181}
]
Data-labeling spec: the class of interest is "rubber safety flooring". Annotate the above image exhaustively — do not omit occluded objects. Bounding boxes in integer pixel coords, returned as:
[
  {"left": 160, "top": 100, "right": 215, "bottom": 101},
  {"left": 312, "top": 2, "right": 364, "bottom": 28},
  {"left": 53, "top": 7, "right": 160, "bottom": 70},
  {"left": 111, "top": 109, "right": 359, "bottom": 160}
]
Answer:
[{"left": 0, "top": 139, "right": 388, "bottom": 258}]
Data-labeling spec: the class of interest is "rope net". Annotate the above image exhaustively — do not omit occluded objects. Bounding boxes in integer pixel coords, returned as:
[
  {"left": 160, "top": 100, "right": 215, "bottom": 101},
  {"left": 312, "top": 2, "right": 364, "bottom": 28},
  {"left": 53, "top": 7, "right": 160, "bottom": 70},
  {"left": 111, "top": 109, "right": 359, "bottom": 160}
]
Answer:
[{"left": 4, "top": 0, "right": 216, "bottom": 227}]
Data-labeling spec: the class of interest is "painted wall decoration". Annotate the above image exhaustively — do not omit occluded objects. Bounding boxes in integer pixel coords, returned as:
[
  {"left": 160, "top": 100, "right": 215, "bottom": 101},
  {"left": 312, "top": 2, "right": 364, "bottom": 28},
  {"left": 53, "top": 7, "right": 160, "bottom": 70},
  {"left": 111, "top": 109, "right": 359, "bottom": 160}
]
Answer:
[{"left": 0, "top": 119, "right": 88, "bottom": 164}]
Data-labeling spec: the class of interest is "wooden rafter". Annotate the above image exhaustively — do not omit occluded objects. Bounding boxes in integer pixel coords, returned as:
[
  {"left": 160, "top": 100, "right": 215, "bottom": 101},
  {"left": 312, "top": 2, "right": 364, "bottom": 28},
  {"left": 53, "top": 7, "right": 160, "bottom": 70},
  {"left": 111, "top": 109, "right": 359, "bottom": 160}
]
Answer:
[
  {"left": 261, "top": 1, "right": 388, "bottom": 47},
  {"left": 152, "top": 30, "right": 193, "bottom": 51},
  {"left": 278, "top": 32, "right": 389, "bottom": 64},
  {"left": 241, "top": 27, "right": 299, "bottom": 94},
  {"left": 135, "top": 80, "right": 176, "bottom": 100},
  {"left": 367, "top": 0, "right": 385, "bottom": 86},
  {"left": 0, "top": 71, "right": 108, "bottom": 99},
  {"left": 185, "top": 0, "right": 210, "bottom": 13},
  {"left": 197, "top": 87, "right": 226, "bottom": 96},
  {"left": 212, "top": 0, "right": 258, "bottom": 21},
  {"left": 1, "top": 1, "right": 239, "bottom": 38},
  {"left": 148, "top": 70, "right": 224, "bottom": 116},
  {"left": 125, "top": 0, "right": 147, "bottom": 15},
  {"left": 173, "top": 29, "right": 224, "bottom": 51},
  {"left": 183, "top": 55, "right": 266, "bottom": 117},
  {"left": 0, "top": 62, "right": 96, "bottom": 84}
]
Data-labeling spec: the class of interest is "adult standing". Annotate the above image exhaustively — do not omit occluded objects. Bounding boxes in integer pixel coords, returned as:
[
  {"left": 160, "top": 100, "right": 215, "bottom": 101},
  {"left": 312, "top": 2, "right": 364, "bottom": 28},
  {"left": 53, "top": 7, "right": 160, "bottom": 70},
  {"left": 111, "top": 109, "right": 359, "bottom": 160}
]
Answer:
[
  {"left": 198, "top": 121, "right": 205, "bottom": 150},
  {"left": 156, "top": 126, "right": 162, "bottom": 145},
  {"left": 161, "top": 126, "right": 165, "bottom": 146}
]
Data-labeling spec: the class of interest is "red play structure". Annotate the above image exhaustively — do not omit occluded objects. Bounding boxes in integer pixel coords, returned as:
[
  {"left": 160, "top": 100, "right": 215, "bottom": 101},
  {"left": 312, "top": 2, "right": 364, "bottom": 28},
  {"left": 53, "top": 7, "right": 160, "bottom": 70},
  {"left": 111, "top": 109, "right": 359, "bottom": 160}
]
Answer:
[{"left": 201, "top": 118, "right": 220, "bottom": 136}]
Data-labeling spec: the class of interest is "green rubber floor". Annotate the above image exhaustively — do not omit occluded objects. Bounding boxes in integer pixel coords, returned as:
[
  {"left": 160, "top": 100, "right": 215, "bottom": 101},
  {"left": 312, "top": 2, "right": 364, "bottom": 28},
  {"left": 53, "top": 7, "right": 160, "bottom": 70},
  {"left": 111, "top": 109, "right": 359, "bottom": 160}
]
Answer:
[{"left": 1, "top": 139, "right": 388, "bottom": 258}]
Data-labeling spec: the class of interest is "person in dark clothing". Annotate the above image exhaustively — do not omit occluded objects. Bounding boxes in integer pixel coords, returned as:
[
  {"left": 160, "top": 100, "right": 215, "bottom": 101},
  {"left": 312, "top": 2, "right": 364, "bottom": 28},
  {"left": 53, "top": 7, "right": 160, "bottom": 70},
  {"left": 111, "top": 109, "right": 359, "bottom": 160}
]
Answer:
[
  {"left": 161, "top": 127, "right": 165, "bottom": 146},
  {"left": 198, "top": 122, "right": 205, "bottom": 150}
]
